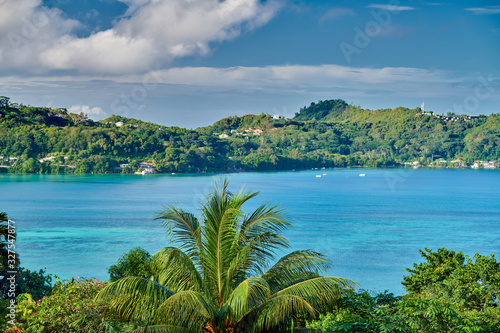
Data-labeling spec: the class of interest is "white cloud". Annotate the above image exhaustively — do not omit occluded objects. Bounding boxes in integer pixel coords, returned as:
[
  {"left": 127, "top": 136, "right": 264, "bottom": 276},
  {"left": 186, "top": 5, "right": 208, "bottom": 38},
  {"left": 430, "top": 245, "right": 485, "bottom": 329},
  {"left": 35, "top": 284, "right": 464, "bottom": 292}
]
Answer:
[
  {"left": 68, "top": 105, "right": 107, "bottom": 116},
  {"left": 134, "top": 64, "right": 456, "bottom": 92},
  {"left": 0, "top": 64, "right": 460, "bottom": 94},
  {"left": 0, "top": 0, "right": 282, "bottom": 75},
  {"left": 1, "top": 64, "right": 496, "bottom": 127},
  {"left": 0, "top": 63, "right": 464, "bottom": 92},
  {"left": 465, "top": 6, "right": 500, "bottom": 15},
  {"left": 366, "top": 5, "right": 416, "bottom": 11},
  {"left": 319, "top": 8, "right": 355, "bottom": 23},
  {"left": 1, "top": 63, "right": 461, "bottom": 103},
  {"left": 1, "top": 63, "right": 481, "bottom": 116},
  {"left": 0, "top": 0, "right": 80, "bottom": 73}
]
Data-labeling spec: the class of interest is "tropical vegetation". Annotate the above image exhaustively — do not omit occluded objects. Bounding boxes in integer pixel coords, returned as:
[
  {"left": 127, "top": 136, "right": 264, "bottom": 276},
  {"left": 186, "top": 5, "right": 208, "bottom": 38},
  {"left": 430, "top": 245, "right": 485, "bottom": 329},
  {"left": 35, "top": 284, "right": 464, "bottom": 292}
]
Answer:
[
  {"left": 5, "top": 246, "right": 499, "bottom": 332},
  {"left": 107, "top": 247, "right": 152, "bottom": 282},
  {"left": 2, "top": 197, "right": 500, "bottom": 332},
  {"left": 307, "top": 248, "right": 500, "bottom": 333},
  {"left": 1, "top": 96, "right": 498, "bottom": 174},
  {"left": 10, "top": 277, "right": 111, "bottom": 333}
]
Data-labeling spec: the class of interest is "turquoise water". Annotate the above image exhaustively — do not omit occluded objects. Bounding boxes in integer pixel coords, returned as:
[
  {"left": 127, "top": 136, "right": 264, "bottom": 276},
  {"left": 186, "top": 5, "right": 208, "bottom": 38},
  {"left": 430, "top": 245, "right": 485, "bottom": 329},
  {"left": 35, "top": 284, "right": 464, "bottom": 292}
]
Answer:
[{"left": 1, "top": 169, "right": 499, "bottom": 294}]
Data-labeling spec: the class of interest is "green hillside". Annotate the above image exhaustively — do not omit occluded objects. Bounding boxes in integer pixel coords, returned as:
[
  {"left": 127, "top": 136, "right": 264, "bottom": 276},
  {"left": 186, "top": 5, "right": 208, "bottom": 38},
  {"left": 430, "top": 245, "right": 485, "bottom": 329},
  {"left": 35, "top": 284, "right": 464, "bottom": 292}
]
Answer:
[{"left": 0, "top": 96, "right": 498, "bottom": 174}]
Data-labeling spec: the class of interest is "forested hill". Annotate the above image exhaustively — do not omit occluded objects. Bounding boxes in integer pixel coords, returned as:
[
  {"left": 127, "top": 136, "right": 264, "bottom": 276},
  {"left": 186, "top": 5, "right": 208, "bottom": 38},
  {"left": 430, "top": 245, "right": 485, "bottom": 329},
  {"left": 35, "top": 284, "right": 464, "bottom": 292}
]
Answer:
[
  {"left": 293, "top": 99, "right": 349, "bottom": 122},
  {"left": 0, "top": 96, "right": 498, "bottom": 174}
]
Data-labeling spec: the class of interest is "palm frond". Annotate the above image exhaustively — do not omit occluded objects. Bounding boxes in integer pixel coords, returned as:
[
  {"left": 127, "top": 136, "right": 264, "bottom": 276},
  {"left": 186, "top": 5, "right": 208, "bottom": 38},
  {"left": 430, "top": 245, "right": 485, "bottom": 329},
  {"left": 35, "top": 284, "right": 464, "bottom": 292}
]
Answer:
[
  {"left": 273, "top": 276, "right": 357, "bottom": 309},
  {"left": 105, "top": 293, "right": 163, "bottom": 323},
  {"left": 201, "top": 179, "right": 245, "bottom": 303},
  {"left": 235, "top": 294, "right": 316, "bottom": 333},
  {"left": 149, "top": 247, "right": 203, "bottom": 293},
  {"left": 227, "top": 231, "right": 288, "bottom": 284},
  {"left": 155, "top": 206, "right": 201, "bottom": 260},
  {"left": 240, "top": 203, "right": 289, "bottom": 239},
  {"left": 96, "top": 277, "right": 174, "bottom": 321},
  {"left": 237, "top": 204, "right": 291, "bottom": 274},
  {"left": 262, "top": 250, "right": 333, "bottom": 293},
  {"left": 202, "top": 177, "right": 260, "bottom": 230},
  {"left": 202, "top": 177, "right": 232, "bottom": 225},
  {"left": 203, "top": 205, "right": 240, "bottom": 304},
  {"left": 156, "top": 290, "right": 213, "bottom": 331},
  {"left": 228, "top": 184, "right": 261, "bottom": 211},
  {"left": 224, "top": 277, "right": 271, "bottom": 322}
]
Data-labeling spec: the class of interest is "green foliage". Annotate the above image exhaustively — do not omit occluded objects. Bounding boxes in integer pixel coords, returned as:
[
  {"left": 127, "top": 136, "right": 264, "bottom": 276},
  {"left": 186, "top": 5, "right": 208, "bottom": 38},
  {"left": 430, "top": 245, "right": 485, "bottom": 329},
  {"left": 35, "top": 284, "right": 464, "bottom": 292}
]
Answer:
[
  {"left": 97, "top": 179, "right": 356, "bottom": 332},
  {"left": 306, "top": 290, "right": 411, "bottom": 333},
  {"left": 294, "top": 99, "right": 348, "bottom": 122},
  {"left": 1, "top": 97, "right": 498, "bottom": 174},
  {"left": 21, "top": 158, "right": 40, "bottom": 174},
  {"left": 307, "top": 248, "right": 500, "bottom": 333},
  {"left": 403, "top": 248, "right": 500, "bottom": 311},
  {"left": 108, "top": 247, "right": 151, "bottom": 282},
  {"left": 12, "top": 277, "right": 112, "bottom": 333},
  {"left": 400, "top": 248, "right": 500, "bottom": 332},
  {"left": 402, "top": 248, "right": 466, "bottom": 295},
  {"left": 15, "top": 268, "right": 53, "bottom": 301},
  {"left": 396, "top": 298, "right": 474, "bottom": 333},
  {"left": 0, "top": 97, "right": 10, "bottom": 109},
  {"left": 1, "top": 265, "right": 53, "bottom": 328}
]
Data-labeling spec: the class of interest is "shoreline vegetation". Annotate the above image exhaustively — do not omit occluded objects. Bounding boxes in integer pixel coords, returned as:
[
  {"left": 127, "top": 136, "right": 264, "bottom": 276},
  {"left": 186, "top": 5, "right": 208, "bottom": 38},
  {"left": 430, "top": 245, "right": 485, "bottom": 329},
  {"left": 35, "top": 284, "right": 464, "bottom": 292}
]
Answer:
[
  {"left": 2, "top": 180, "right": 500, "bottom": 332},
  {"left": 0, "top": 96, "right": 498, "bottom": 175}
]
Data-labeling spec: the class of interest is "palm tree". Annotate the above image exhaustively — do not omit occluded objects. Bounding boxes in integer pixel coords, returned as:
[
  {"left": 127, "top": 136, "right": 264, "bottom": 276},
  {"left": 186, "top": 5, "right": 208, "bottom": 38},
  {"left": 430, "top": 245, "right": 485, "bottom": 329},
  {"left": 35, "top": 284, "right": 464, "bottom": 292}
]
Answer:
[{"left": 97, "top": 179, "right": 356, "bottom": 332}]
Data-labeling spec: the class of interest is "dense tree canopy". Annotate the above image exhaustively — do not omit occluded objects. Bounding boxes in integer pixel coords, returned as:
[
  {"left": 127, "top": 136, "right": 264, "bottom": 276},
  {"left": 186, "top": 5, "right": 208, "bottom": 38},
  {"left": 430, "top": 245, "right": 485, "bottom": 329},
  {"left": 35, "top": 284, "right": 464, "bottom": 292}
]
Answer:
[
  {"left": 0, "top": 98, "right": 498, "bottom": 174},
  {"left": 307, "top": 248, "right": 500, "bottom": 333}
]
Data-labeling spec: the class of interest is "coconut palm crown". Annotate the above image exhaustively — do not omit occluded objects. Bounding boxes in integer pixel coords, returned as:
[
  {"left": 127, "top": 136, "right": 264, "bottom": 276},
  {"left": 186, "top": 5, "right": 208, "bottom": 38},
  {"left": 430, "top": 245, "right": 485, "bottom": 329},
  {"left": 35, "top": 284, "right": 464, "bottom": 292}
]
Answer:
[{"left": 97, "top": 179, "right": 356, "bottom": 333}]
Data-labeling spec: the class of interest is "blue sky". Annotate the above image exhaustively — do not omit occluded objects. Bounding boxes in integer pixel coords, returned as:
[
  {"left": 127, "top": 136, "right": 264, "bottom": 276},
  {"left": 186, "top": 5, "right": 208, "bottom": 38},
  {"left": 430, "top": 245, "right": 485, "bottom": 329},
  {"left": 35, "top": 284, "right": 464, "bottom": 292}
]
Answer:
[{"left": 0, "top": 0, "right": 498, "bottom": 128}]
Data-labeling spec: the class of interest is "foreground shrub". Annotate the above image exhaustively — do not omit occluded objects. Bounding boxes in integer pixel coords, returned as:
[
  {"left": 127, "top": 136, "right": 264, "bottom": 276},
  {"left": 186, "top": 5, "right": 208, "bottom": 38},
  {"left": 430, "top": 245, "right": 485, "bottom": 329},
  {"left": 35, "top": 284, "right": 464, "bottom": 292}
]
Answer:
[
  {"left": 306, "top": 290, "right": 410, "bottom": 333},
  {"left": 399, "top": 248, "right": 500, "bottom": 333},
  {"left": 308, "top": 248, "right": 500, "bottom": 333},
  {"left": 12, "top": 277, "right": 111, "bottom": 333}
]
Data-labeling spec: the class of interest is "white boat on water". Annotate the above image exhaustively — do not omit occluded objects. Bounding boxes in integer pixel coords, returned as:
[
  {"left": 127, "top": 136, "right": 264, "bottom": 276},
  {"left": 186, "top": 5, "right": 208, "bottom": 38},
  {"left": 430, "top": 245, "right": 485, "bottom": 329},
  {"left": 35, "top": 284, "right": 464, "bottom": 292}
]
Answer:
[
  {"left": 316, "top": 175, "right": 322, "bottom": 178},
  {"left": 359, "top": 173, "right": 366, "bottom": 177}
]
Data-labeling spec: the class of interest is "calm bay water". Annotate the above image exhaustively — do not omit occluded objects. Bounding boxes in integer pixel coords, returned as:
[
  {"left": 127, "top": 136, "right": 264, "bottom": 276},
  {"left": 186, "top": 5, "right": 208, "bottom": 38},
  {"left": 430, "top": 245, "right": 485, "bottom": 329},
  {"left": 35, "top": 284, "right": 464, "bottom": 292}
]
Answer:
[{"left": 1, "top": 168, "right": 499, "bottom": 294}]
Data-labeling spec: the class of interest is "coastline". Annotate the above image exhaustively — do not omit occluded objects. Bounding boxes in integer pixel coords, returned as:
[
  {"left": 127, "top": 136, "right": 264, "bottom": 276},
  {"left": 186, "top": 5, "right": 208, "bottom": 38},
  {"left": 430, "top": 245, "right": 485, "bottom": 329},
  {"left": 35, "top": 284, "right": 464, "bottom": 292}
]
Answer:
[{"left": 1, "top": 162, "right": 498, "bottom": 176}]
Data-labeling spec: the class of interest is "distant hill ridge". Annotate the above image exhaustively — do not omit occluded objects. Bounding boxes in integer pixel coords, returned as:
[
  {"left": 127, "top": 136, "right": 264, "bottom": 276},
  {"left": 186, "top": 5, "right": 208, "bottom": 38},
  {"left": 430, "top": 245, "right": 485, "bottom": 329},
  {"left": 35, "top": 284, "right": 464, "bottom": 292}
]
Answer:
[{"left": 0, "top": 96, "right": 498, "bottom": 174}]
